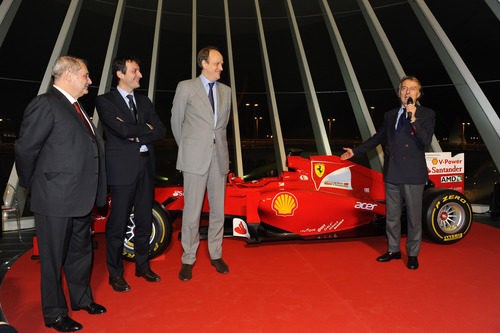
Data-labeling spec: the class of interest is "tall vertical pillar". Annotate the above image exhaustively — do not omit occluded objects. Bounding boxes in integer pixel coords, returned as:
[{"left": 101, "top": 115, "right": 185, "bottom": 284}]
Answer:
[
  {"left": 254, "top": 0, "right": 287, "bottom": 173},
  {"left": 191, "top": 0, "right": 197, "bottom": 79},
  {"left": 4, "top": 0, "right": 84, "bottom": 215},
  {"left": 284, "top": 0, "right": 331, "bottom": 156},
  {"left": 485, "top": 0, "right": 500, "bottom": 21},
  {"left": 410, "top": 0, "right": 500, "bottom": 170},
  {"left": 0, "top": 0, "right": 22, "bottom": 48},
  {"left": 320, "top": 0, "right": 383, "bottom": 171},
  {"left": 357, "top": 0, "right": 441, "bottom": 153},
  {"left": 91, "top": 0, "right": 126, "bottom": 128},
  {"left": 223, "top": 0, "right": 243, "bottom": 177},
  {"left": 148, "top": 0, "right": 164, "bottom": 102}
]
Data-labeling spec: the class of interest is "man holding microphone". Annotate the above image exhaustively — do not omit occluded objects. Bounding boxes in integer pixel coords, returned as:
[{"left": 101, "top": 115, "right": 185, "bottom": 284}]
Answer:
[{"left": 341, "top": 76, "right": 435, "bottom": 270}]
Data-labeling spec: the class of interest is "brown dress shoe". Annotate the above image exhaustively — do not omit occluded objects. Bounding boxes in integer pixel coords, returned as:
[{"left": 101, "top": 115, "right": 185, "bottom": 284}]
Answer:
[
  {"left": 109, "top": 276, "right": 130, "bottom": 292},
  {"left": 211, "top": 258, "right": 229, "bottom": 274},
  {"left": 135, "top": 268, "right": 161, "bottom": 282},
  {"left": 179, "top": 264, "right": 193, "bottom": 281}
]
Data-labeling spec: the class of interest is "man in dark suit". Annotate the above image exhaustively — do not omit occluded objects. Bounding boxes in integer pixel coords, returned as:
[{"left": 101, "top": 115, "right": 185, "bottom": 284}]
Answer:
[
  {"left": 15, "top": 56, "right": 107, "bottom": 332},
  {"left": 96, "top": 56, "right": 166, "bottom": 292},
  {"left": 341, "top": 76, "right": 435, "bottom": 270},
  {"left": 171, "top": 46, "right": 232, "bottom": 281}
]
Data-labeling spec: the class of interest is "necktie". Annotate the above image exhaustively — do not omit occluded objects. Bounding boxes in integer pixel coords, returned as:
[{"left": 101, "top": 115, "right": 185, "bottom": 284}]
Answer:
[
  {"left": 208, "top": 82, "right": 215, "bottom": 112},
  {"left": 73, "top": 102, "right": 95, "bottom": 138},
  {"left": 396, "top": 112, "right": 403, "bottom": 132},
  {"left": 126, "top": 94, "right": 138, "bottom": 123}
]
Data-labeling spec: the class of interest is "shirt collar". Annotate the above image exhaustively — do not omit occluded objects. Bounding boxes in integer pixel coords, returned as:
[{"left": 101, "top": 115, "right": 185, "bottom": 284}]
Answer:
[
  {"left": 117, "top": 86, "right": 134, "bottom": 100},
  {"left": 398, "top": 105, "right": 405, "bottom": 115},
  {"left": 200, "top": 74, "right": 216, "bottom": 88},
  {"left": 53, "top": 85, "right": 77, "bottom": 104}
]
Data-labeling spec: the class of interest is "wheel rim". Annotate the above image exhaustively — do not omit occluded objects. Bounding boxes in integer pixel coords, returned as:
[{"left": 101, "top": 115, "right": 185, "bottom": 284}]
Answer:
[
  {"left": 123, "top": 213, "right": 157, "bottom": 251},
  {"left": 437, "top": 202, "right": 466, "bottom": 234}
]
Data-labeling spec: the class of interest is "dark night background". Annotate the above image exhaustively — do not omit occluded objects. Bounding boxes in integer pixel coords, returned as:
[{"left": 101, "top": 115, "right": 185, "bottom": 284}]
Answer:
[{"left": 1, "top": 0, "right": 499, "bottom": 203}]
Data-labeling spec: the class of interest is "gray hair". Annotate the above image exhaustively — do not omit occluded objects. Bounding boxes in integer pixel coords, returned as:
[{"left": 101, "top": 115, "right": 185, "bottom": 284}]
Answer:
[{"left": 52, "top": 56, "right": 85, "bottom": 79}]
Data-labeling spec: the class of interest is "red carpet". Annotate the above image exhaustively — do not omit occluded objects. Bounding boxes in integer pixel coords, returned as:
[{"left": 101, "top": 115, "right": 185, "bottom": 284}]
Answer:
[{"left": 1, "top": 221, "right": 500, "bottom": 332}]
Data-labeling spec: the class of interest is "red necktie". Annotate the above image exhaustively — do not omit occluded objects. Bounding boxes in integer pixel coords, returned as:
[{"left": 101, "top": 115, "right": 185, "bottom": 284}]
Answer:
[{"left": 73, "top": 102, "right": 95, "bottom": 139}]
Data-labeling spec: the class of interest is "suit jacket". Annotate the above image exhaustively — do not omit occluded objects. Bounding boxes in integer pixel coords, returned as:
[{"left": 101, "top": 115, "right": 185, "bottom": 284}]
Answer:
[
  {"left": 95, "top": 89, "right": 166, "bottom": 185},
  {"left": 353, "top": 105, "right": 435, "bottom": 184},
  {"left": 15, "top": 87, "right": 107, "bottom": 217},
  {"left": 171, "top": 76, "right": 231, "bottom": 175}
]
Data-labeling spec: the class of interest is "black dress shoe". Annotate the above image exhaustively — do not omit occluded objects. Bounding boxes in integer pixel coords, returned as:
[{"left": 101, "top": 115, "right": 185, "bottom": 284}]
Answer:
[
  {"left": 46, "top": 315, "right": 82, "bottom": 332},
  {"left": 376, "top": 251, "right": 402, "bottom": 262},
  {"left": 179, "top": 263, "right": 193, "bottom": 281},
  {"left": 135, "top": 268, "right": 161, "bottom": 282},
  {"left": 109, "top": 276, "right": 130, "bottom": 292},
  {"left": 211, "top": 258, "right": 229, "bottom": 274},
  {"left": 407, "top": 256, "right": 419, "bottom": 270},
  {"left": 72, "top": 302, "right": 106, "bottom": 314}
]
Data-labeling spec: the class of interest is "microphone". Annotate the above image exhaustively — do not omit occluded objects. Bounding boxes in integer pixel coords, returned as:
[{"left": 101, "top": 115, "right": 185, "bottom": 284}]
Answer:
[{"left": 406, "top": 97, "right": 414, "bottom": 121}]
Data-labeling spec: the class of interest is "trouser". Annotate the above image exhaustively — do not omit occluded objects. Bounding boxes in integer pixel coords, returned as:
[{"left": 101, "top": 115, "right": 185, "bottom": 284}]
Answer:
[
  {"left": 181, "top": 148, "right": 226, "bottom": 264},
  {"left": 106, "top": 156, "right": 154, "bottom": 277},
  {"left": 385, "top": 182, "right": 425, "bottom": 256},
  {"left": 35, "top": 213, "right": 94, "bottom": 324}
]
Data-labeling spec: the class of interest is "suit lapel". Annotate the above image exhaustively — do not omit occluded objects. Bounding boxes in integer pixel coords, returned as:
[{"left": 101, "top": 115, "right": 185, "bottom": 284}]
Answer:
[
  {"left": 195, "top": 77, "right": 215, "bottom": 118},
  {"left": 135, "top": 95, "right": 146, "bottom": 124},
  {"left": 216, "top": 84, "right": 226, "bottom": 126},
  {"left": 50, "top": 87, "right": 95, "bottom": 139},
  {"left": 390, "top": 108, "right": 400, "bottom": 137},
  {"left": 216, "top": 84, "right": 223, "bottom": 112}
]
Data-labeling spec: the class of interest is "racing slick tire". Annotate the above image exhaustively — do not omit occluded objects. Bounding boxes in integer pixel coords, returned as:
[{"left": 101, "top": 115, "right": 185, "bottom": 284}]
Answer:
[
  {"left": 422, "top": 188, "right": 472, "bottom": 244},
  {"left": 123, "top": 201, "right": 173, "bottom": 261}
]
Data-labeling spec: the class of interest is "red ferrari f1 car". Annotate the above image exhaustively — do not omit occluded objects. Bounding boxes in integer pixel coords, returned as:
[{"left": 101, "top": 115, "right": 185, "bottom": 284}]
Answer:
[{"left": 92, "top": 154, "right": 472, "bottom": 260}]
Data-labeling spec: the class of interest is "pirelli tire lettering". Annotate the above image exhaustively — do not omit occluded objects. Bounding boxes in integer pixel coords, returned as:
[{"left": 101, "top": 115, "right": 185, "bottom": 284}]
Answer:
[
  {"left": 123, "top": 201, "right": 173, "bottom": 261},
  {"left": 422, "top": 188, "right": 472, "bottom": 244}
]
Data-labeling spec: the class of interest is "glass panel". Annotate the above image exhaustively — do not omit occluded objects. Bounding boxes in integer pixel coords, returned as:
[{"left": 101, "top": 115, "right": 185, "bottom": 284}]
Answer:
[
  {"left": 229, "top": 0, "right": 272, "bottom": 175},
  {"left": 0, "top": 0, "right": 70, "bottom": 134},
  {"left": 259, "top": 0, "right": 316, "bottom": 153},
  {"left": 371, "top": 1, "right": 500, "bottom": 203},
  {"left": 295, "top": 0, "right": 363, "bottom": 151},
  {"left": 0, "top": 0, "right": 498, "bottom": 204},
  {"left": 115, "top": 1, "right": 156, "bottom": 92},
  {"left": 155, "top": 0, "right": 192, "bottom": 144},
  {"left": 67, "top": 0, "right": 117, "bottom": 114},
  {"left": 156, "top": 0, "right": 192, "bottom": 92}
]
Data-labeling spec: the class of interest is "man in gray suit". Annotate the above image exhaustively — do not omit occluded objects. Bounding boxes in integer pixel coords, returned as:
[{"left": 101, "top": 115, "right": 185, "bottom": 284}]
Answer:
[
  {"left": 16, "top": 56, "right": 107, "bottom": 332},
  {"left": 171, "top": 46, "right": 232, "bottom": 281},
  {"left": 341, "top": 76, "right": 435, "bottom": 270}
]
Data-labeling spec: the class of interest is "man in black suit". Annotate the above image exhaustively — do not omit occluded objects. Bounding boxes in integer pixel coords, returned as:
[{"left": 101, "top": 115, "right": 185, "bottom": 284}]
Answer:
[
  {"left": 15, "top": 56, "right": 107, "bottom": 332},
  {"left": 96, "top": 56, "right": 166, "bottom": 292},
  {"left": 341, "top": 76, "right": 435, "bottom": 270}
]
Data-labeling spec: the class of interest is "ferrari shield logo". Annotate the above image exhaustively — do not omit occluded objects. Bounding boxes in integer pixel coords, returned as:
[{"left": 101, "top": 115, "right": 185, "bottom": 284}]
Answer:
[
  {"left": 311, "top": 160, "right": 353, "bottom": 191},
  {"left": 314, "top": 163, "right": 325, "bottom": 178}
]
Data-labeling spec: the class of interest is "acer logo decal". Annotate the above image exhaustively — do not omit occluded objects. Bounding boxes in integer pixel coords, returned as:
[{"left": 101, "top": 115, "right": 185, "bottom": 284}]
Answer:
[{"left": 354, "top": 202, "right": 377, "bottom": 210}]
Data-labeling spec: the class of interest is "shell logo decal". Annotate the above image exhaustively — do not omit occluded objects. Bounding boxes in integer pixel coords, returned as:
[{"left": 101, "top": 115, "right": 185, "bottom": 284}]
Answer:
[{"left": 272, "top": 192, "right": 298, "bottom": 217}]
